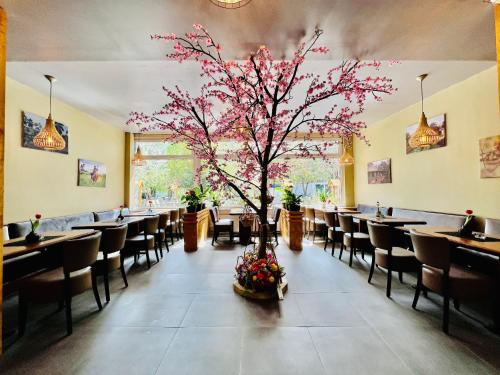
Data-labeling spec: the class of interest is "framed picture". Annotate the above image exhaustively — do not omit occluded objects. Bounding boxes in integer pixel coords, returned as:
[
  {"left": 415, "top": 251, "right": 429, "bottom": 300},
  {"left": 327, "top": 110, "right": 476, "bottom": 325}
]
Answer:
[
  {"left": 78, "top": 159, "right": 107, "bottom": 187},
  {"left": 405, "top": 113, "right": 446, "bottom": 154},
  {"left": 367, "top": 158, "right": 392, "bottom": 184},
  {"left": 479, "top": 135, "right": 500, "bottom": 178},
  {"left": 22, "top": 111, "right": 69, "bottom": 154}
]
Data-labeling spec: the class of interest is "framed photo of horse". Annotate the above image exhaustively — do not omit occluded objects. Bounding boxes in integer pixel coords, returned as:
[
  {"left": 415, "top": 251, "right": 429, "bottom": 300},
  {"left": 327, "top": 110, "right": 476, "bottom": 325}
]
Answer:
[{"left": 77, "top": 159, "right": 107, "bottom": 187}]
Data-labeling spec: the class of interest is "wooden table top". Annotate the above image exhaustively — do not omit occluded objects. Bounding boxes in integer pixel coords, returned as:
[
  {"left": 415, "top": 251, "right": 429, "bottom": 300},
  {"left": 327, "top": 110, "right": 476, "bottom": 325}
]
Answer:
[
  {"left": 72, "top": 216, "right": 144, "bottom": 230},
  {"left": 397, "top": 225, "right": 500, "bottom": 256},
  {"left": 125, "top": 208, "right": 178, "bottom": 217},
  {"left": 3, "top": 229, "right": 97, "bottom": 260},
  {"left": 229, "top": 208, "right": 256, "bottom": 215},
  {"left": 352, "top": 214, "right": 427, "bottom": 225}
]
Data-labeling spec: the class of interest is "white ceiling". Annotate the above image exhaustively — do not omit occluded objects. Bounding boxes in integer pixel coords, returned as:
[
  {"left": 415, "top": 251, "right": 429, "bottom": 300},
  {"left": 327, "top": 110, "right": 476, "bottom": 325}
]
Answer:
[
  {"left": 0, "top": 0, "right": 495, "bottom": 61},
  {"left": 1, "top": 0, "right": 497, "bottom": 131}
]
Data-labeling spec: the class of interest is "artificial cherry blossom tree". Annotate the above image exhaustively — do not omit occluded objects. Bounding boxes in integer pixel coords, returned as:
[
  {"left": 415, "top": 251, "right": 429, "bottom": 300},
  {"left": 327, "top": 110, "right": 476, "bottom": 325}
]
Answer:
[{"left": 129, "top": 24, "right": 395, "bottom": 257}]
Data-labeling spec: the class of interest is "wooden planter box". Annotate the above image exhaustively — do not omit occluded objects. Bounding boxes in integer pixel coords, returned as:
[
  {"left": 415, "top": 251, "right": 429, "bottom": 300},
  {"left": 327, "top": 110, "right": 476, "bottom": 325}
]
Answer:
[
  {"left": 183, "top": 208, "right": 210, "bottom": 252},
  {"left": 279, "top": 209, "right": 304, "bottom": 251}
]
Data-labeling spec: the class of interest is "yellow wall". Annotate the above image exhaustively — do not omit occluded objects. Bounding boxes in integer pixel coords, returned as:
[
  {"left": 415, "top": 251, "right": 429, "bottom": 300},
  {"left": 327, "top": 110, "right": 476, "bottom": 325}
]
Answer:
[
  {"left": 4, "top": 78, "right": 125, "bottom": 223},
  {"left": 354, "top": 66, "right": 500, "bottom": 219}
]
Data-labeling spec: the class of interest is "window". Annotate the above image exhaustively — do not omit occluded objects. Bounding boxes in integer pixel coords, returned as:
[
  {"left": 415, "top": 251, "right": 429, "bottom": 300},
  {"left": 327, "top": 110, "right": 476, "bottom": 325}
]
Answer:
[{"left": 131, "top": 137, "right": 344, "bottom": 208}]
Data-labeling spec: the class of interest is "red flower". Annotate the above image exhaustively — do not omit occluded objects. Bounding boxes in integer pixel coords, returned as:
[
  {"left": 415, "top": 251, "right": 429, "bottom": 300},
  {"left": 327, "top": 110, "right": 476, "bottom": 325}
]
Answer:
[
  {"left": 119, "top": 205, "right": 124, "bottom": 209},
  {"left": 257, "top": 272, "right": 264, "bottom": 280},
  {"left": 35, "top": 213, "right": 42, "bottom": 219},
  {"left": 465, "top": 209, "right": 473, "bottom": 215}
]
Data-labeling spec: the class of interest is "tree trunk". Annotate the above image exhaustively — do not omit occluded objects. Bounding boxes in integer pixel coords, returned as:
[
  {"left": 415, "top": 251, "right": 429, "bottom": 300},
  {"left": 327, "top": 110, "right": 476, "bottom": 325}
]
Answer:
[{"left": 258, "top": 171, "right": 268, "bottom": 259}]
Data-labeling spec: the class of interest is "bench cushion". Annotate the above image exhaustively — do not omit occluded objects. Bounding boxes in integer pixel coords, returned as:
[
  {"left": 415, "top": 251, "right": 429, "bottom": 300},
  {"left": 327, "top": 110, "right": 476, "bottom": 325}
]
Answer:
[
  {"left": 357, "top": 204, "right": 392, "bottom": 216},
  {"left": 8, "top": 212, "right": 95, "bottom": 238},
  {"left": 94, "top": 208, "right": 130, "bottom": 222},
  {"left": 485, "top": 218, "right": 500, "bottom": 236},
  {"left": 392, "top": 208, "right": 465, "bottom": 228}
]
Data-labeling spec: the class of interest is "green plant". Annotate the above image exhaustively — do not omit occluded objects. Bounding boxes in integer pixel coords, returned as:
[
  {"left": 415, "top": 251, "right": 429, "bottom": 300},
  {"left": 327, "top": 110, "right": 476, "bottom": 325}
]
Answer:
[
  {"left": 318, "top": 190, "right": 328, "bottom": 203},
  {"left": 181, "top": 189, "right": 201, "bottom": 207},
  {"left": 30, "top": 213, "right": 42, "bottom": 233},
  {"left": 210, "top": 191, "right": 221, "bottom": 207}
]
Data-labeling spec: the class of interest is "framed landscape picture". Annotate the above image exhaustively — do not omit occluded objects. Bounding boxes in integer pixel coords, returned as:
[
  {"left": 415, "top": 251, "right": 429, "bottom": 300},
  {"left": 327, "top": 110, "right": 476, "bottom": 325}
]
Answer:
[
  {"left": 367, "top": 158, "right": 392, "bottom": 184},
  {"left": 405, "top": 113, "right": 446, "bottom": 154},
  {"left": 78, "top": 159, "right": 107, "bottom": 187},
  {"left": 22, "top": 111, "right": 69, "bottom": 154},
  {"left": 479, "top": 135, "right": 500, "bottom": 178}
]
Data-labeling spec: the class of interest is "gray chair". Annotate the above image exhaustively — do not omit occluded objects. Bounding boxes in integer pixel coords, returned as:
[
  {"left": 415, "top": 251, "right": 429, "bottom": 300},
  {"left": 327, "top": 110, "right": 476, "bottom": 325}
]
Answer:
[
  {"left": 367, "top": 222, "right": 419, "bottom": 298},
  {"left": 18, "top": 232, "right": 103, "bottom": 336},
  {"left": 410, "top": 231, "right": 494, "bottom": 334},
  {"left": 338, "top": 214, "right": 371, "bottom": 267}
]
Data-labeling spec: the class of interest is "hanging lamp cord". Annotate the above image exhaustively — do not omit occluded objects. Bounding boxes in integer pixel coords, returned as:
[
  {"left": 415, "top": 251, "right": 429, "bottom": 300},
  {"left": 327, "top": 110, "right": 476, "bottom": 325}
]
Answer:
[
  {"left": 49, "top": 79, "right": 53, "bottom": 116},
  {"left": 420, "top": 78, "right": 424, "bottom": 113}
]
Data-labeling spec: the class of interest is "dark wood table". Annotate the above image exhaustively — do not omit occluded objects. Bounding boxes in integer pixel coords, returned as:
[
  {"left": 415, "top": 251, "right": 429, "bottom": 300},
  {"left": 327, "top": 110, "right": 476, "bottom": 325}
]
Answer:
[
  {"left": 229, "top": 208, "right": 256, "bottom": 245},
  {"left": 398, "top": 225, "right": 500, "bottom": 331},
  {"left": 125, "top": 208, "right": 177, "bottom": 217},
  {"left": 72, "top": 216, "right": 144, "bottom": 230},
  {"left": 3, "top": 229, "right": 97, "bottom": 260},
  {"left": 352, "top": 214, "right": 427, "bottom": 226}
]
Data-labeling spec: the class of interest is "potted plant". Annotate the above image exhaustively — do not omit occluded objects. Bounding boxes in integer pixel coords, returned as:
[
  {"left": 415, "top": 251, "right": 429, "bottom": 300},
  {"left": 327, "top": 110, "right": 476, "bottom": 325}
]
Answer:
[
  {"left": 210, "top": 191, "right": 221, "bottom": 207},
  {"left": 318, "top": 190, "right": 328, "bottom": 207},
  {"left": 26, "top": 213, "right": 42, "bottom": 243},
  {"left": 288, "top": 192, "right": 302, "bottom": 212},
  {"left": 181, "top": 189, "right": 201, "bottom": 213}
]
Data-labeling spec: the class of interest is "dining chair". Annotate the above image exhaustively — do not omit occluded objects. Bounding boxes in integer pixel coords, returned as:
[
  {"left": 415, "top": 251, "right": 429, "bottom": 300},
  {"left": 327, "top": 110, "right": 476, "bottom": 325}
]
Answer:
[
  {"left": 94, "top": 225, "right": 128, "bottom": 302},
  {"left": 125, "top": 215, "right": 160, "bottom": 269},
  {"left": 156, "top": 212, "right": 171, "bottom": 254},
  {"left": 305, "top": 208, "right": 326, "bottom": 242},
  {"left": 410, "top": 231, "right": 494, "bottom": 333},
  {"left": 178, "top": 207, "right": 186, "bottom": 238},
  {"left": 18, "top": 232, "right": 102, "bottom": 336},
  {"left": 338, "top": 214, "right": 371, "bottom": 267},
  {"left": 323, "top": 212, "right": 343, "bottom": 256},
  {"left": 209, "top": 208, "right": 234, "bottom": 245},
  {"left": 267, "top": 207, "right": 281, "bottom": 244},
  {"left": 168, "top": 209, "right": 180, "bottom": 244},
  {"left": 367, "top": 222, "right": 419, "bottom": 298}
]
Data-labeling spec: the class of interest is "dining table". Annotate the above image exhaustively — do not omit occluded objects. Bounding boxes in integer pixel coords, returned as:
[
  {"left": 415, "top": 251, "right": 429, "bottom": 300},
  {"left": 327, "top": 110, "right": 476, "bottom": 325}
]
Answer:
[
  {"left": 229, "top": 207, "right": 256, "bottom": 245},
  {"left": 351, "top": 214, "right": 427, "bottom": 226},
  {"left": 397, "top": 225, "right": 500, "bottom": 331},
  {"left": 71, "top": 216, "right": 145, "bottom": 230},
  {"left": 3, "top": 229, "right": 97, "bottom": 260},
  {"left": 124, "top": 208, "right": 178, "bottom": 217}
]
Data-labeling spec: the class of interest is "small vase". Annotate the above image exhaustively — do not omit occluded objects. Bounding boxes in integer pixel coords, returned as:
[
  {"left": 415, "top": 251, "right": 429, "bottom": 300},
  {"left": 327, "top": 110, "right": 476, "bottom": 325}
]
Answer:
[
  {"left": 25, "top": 231, "right": 41, "bottom": 244},
  {"left": 459, "top": 218, "right": 473, "bottom": 237}
]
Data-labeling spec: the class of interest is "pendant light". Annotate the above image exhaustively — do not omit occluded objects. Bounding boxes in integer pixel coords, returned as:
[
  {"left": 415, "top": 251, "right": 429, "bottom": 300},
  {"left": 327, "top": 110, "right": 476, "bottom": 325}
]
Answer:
[
  {"left": 209, "top": 0, "right": 252, "bottom": 9},
  {"left": 131, "top": 133, "right": 146, "bottom": 166},
  {"left": 33, "top": 75, "right": 66, "bottom": 151},
  {"left": 408, "top": 74, "right": 442, "bottom": 149},
  {"left": 339, "top": 138, "right": 354, "bottom": 166}
]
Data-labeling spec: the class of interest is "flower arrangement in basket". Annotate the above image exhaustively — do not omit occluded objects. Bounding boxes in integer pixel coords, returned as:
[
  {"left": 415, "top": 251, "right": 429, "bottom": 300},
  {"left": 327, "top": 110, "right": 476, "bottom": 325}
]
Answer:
[{"left": 235, "top": 248, "right": 285, "bottom": 292}]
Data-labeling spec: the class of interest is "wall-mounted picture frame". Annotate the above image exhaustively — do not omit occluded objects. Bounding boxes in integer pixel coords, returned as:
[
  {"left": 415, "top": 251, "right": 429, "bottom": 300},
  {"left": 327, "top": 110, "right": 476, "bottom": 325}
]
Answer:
[
  {"left": 367, "top": 158, "right": 392, "bottom": 184},
  {"left": 78, "top": 159, "right": 107, "bottom": 188},
  {"left": 405, "top": 113, "right": 446, "bottom": 154},
  {"left": 22, "top": 111, "right": 69, "bottom": 154},
  {"left": 479, "top": 135, "right": 500, "bottom": 178}
]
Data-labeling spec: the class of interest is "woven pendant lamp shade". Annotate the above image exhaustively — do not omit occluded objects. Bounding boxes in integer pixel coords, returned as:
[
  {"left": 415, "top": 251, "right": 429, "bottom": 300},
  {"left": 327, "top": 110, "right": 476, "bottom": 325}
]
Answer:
[
  {"left": 408, "top": 113, "right": 442, "bottom": 148},
  {"left": 131, "top": 145, "right": 146, "bottom": 166},
  {"left": 33, "top": 114, "right": 66, "bottom": 151},
  {"left": 339, "top": 146, "right": 354, "bottom": 166},
  {"left": 408, "top": 73, "right": 441, "bottom": 149},
  {"left": 33, "top": 75, "right": 66, "bottom": 151},
  {"left": 209, "top": 0, "right": 252, "bottom": 9}
]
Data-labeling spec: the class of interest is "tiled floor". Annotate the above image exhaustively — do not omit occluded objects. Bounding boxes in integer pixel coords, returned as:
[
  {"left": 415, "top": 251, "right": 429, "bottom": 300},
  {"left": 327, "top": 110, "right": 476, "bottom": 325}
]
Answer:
[{"left": 1, "top": 238, "right": 500, "bottom": 374}]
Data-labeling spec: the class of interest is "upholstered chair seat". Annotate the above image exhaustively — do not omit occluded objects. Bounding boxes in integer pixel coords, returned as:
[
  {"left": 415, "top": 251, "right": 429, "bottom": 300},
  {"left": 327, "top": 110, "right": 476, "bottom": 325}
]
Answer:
[
  {"left": 210, "top": 208, "right": 234, "bottom": 245},
  {"left": 374, "top": 247, "right": 419, "bottom": 270},
  {"left": 20, "top": 267, "right": 91, "bottom": 303},
  {"left": 422, "top": 264, "right": 493, "bottom": 300},
  {"left": 124, "top": 215, "right": 160, "bottom": 269}
]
